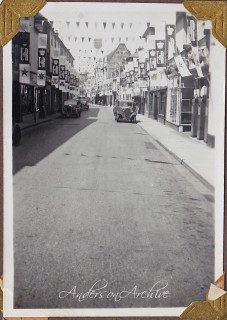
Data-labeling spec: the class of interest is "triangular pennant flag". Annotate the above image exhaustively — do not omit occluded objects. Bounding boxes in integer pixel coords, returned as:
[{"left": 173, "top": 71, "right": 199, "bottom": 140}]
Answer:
[
  {"left": 76, "top": 22, "right": 80, "bottom": 28},
  {"left": 121, "top": 23, "right": 124, "bottom": 29},
  {"left": 129, "top": 22, "right": 133, "bottom": 29},
  {"left": 103, "top": 22, "right": 107, "bottom": 29},
  {"left": 66, "top": 21, "right": 70, "bottom": 28},
  {"left": 112, "top": 22, "right": 115, "bottom": 29},
  {"left": 85, "top": 22, "right": 89, "bottom": 28},
  {"left": 147, "top": 22, "right": 150, "bottom": 28}
]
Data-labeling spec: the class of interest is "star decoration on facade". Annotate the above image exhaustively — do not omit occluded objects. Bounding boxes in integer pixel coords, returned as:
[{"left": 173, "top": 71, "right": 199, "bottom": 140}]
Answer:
[
  {"left": 38, "top": 73, "right": 45, "bottom": 80},
  {"left": 21, "top": 68, "right": 28, "bottom": 76}
]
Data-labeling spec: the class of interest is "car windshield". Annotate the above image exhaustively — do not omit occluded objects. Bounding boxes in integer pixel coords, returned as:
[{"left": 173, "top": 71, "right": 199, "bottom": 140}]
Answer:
[
  {"left": 120, "top": 101, "right": 133, "bottom": 107},
  {"left": 64, "top": 99, "right": 77, "bottom": 105}
]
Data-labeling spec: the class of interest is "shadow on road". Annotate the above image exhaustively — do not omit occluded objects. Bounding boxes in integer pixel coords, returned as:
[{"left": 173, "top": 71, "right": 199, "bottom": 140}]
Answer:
[{"left": 13, "top": 107, "right": 100, "bottom": 175}]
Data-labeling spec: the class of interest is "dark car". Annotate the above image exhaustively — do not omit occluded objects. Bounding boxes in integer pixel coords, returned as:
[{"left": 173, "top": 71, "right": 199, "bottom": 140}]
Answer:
[
  {"left": 80, "top": 96, "right": 89, "bottom": 111},
  {"left": 113, "top": 100, "right": 139, "bottom": 123},
  {"left": 62, "top": 99, "right": 82, "bottom": 118}
]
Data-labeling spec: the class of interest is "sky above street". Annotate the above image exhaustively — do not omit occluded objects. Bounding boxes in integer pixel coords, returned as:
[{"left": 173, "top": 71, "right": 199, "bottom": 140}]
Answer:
[{"left": 41, "top": 2, "right": 187, "bottom": 73}]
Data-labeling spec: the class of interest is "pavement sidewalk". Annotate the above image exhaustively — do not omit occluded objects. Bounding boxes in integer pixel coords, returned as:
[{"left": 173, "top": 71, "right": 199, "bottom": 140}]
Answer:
[
  {"left": 136, "top": 114, "right": 215, "bottom": 191},
  {"left": 19, "top": 112, "right": 60, "bottom": 131}
]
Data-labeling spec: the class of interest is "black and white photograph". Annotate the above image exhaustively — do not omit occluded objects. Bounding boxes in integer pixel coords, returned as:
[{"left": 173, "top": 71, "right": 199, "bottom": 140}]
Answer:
[{"left": 3, "top": 1, "right": 226, "bottom": 317}]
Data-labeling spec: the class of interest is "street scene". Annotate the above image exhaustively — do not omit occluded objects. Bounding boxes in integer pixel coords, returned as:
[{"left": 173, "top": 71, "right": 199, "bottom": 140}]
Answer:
[{"left": 11, "top": 2, "right": 217, "bottom": 311}]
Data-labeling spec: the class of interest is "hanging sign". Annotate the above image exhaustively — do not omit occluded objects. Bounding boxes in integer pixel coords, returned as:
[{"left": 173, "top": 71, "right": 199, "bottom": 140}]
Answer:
[
  {"left": 20, "top": 43, "right": 29, "bottom": 63},
  {"left": 156, "top": 40, "right": 165, "bottom": 67},
  {"left": 19, "top": 64, "right": 30, "bottom": 84},
  {"left": 37, "top": 34, "right": 47, "bottom": 86},
  {"left": 149, "top": 49, "right": 157, "bottom": 71},
  {"left": 52, "top": 59, "right": 59, "bottom": 88},
  {"left": 139, "top": 62, "right": 146, "bottom": 79},
  {"left": 166, "top": 25, "right": 176, "bottom": 60},
  {"left": 187, "top": 16, "right": 197, "bottom": 47},
  {"left": 18, "top": 32, "right": 30, "bottom": 84}
]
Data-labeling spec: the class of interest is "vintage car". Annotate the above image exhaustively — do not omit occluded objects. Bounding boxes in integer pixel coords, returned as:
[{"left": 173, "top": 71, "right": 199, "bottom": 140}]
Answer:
[
  {"left": 113, "top": 100, "right": 139, "bottom": 123},
  {"left": 62, "top": 99, "right": 82, "bottom": 118},
  {"left": 80, "top": 96, "right": 89, "bottom": 111}
]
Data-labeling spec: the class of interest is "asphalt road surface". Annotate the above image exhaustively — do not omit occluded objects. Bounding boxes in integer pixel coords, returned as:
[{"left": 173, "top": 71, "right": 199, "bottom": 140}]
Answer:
[{"left": 13, "top": 105, "right": 214, "bottom": 309}]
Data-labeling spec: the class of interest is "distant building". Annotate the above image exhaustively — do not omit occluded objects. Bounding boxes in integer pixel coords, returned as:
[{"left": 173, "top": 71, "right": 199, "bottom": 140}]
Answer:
[{"left": 106, "top": 43, "right": 131, "bottom": 79}]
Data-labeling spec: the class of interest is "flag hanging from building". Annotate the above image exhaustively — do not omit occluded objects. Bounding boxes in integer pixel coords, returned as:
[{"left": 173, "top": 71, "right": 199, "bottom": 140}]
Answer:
[
  {"left": 52, "top": 59, "right": 59, "bottom": 88},
  {"left": 149, "top": 49, "right": 157, "bottom": 71},
  {"left": 166, "top": 25, "right": 176, "bottom": 60},
  {"left": 156, "top": 40, "right": 165, "bottom": 67},
  {"left": 65, "top": 68, "right": 69, "bottom": 92},
  {"left": 59, "top": 56, "right": 66, "bottom": 91},
  {"left": 174, "top": 54, "right": 191, "bottom": 77},
  {"left": 187, "top": 16, "right": 197, "bottom": 47},
  {"left": 37, "top": 34, "right": 47, "bottom": 86},
  {"left": 17, "top": 32, "right": 30, "bottom": 84},
  {"left": 191, "top": 46, "right": 204, "bottom": 77},
  {"left": 19, "top": 64, "right": 30, "bottom": 84},
  {"left": 20, "top": 43, "right": 29, "bottom": 63},
  {"left": 37, "top": 70, "right": 46, "bottom": 86},
  {"left": 139, "top": 62, "right": 146, "bottom": 79}
]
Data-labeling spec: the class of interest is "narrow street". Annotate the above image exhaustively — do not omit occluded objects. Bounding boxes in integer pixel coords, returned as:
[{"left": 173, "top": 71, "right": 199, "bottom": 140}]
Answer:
[{"left": 13, "top": 105, "right": 214, "bottom": 309}]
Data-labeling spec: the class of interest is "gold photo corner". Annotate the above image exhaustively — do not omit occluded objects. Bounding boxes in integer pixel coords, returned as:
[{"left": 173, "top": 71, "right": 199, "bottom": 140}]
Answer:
[
  {"left": 0, "top": 0, "right": 47, "bottom": 46},
  {"left": 183, "top": 0, "right": 227, "bottom": 48}
]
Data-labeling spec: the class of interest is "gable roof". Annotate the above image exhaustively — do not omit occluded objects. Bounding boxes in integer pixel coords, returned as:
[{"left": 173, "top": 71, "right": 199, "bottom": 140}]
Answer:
[
  {"left": 107, "top": 43, "right": 131, "bottom": 61},
  {"left": 142, "top": 26, "right": 155, "bottom": 38}
]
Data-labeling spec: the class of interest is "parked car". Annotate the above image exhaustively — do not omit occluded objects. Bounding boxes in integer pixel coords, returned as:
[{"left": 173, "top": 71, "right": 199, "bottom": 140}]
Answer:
[
  {"left": 80, "top": 96, "right": 89, "bottom": 111},
  {"left": 62, "top": 99, "right": 82, "bottom": 118},
  {"left": 113, "top": 100, "right": 139, "bottom": 123}
]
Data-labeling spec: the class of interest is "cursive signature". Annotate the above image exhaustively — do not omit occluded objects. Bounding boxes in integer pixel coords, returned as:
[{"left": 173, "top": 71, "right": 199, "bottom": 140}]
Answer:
[{"left": 59, "top": 279, "right": 170, "bottom": 302}]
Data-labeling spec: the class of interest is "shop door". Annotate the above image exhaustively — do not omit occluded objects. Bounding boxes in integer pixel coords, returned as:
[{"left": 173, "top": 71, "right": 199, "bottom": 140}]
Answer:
[{"left": 154, "top": 94, "right": 158, "bottom": 120}]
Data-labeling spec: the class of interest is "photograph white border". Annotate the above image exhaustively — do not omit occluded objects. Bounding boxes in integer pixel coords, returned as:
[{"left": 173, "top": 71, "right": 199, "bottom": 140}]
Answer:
[{"left": 3, "top": 2, "right": 226, "bottom": 317}]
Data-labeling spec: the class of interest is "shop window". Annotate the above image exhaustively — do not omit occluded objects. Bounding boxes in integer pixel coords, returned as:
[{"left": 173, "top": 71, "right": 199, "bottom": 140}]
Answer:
[
  {"left": 170, "top": 88, "right": 178, "bottom": 123},
  {"left": 20, "top": 85, "right": 34, "bottom": 114}
]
